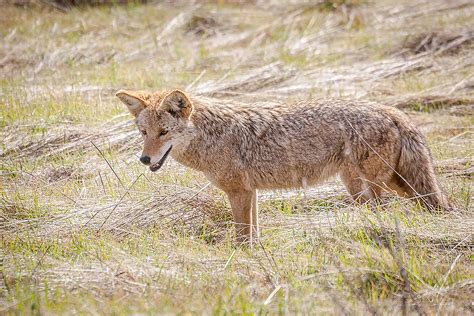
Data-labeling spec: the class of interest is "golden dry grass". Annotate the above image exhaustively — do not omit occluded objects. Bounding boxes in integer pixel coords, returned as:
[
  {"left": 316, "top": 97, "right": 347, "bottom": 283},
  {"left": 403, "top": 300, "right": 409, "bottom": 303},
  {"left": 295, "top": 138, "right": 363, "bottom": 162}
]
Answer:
[{"left": 1, "top": 0, "right": 473, "bottom": 314}]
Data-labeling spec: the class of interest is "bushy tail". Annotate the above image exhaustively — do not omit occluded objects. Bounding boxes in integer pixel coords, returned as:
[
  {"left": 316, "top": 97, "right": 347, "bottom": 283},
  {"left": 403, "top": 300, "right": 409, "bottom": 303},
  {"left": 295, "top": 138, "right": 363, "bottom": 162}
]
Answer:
[{"left": 390, "top": 110, "right": 450, "bottom": 211}]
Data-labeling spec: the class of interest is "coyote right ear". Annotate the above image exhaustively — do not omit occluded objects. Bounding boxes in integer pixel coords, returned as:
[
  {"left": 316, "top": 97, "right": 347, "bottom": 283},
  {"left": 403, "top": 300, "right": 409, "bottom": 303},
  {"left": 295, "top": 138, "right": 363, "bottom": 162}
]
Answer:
[{"left": 115, "top": 90, "right": 149, "bottom": 117}]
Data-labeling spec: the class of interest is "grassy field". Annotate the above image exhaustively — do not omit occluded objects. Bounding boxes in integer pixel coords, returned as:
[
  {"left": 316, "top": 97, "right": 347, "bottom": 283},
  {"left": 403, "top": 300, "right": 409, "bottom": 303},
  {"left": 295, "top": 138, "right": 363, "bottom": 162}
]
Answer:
[{"left": 1, "top": 0, "right": 473, "bottom": 314}]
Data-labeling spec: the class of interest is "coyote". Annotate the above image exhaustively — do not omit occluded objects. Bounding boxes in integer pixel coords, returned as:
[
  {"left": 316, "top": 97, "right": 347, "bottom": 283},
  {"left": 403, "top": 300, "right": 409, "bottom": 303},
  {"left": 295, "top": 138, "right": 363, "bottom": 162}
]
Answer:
[{"left": 116, "top": 89, "right": 449, "bottom": 242}]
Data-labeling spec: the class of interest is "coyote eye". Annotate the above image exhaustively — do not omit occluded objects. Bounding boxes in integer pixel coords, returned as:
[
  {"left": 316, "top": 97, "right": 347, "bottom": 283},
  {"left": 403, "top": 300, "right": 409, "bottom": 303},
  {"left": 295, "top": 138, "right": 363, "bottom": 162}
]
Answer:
[
  {"left": 160, "top": 130, "right": 168, "bottom": 136},
  {"left": 141, "top": 130, "right": 147, "bottom": 136}
]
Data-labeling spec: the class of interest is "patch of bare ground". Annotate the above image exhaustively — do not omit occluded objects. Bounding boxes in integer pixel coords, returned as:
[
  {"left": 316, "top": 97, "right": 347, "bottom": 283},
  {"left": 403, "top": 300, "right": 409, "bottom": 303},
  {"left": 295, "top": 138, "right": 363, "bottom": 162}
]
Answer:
[{"left": 184, "top": 14, "right": 223, "bottom": 38}]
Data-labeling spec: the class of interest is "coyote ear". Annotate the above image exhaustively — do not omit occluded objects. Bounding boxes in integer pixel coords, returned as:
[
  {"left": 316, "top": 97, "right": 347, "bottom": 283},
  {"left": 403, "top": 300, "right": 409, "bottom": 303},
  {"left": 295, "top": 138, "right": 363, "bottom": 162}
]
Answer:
[
  {"left": 115, "top": 90, "right": 149, "bottom": 117},
  {"left": 160, "top": 89, "right": 193, "bottom": 118}
]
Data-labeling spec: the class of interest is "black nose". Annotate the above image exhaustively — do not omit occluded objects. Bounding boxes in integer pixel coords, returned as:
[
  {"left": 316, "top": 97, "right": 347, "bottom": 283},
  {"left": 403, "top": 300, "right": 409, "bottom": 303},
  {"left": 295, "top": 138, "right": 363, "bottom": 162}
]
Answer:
[{"left": 140, "top": 156, "right": 151, "bottom": 165}]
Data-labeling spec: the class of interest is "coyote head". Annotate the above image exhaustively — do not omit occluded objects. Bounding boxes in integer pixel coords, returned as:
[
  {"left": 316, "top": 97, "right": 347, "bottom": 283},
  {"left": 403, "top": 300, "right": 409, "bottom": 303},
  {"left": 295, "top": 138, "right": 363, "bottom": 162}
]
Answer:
[{"left": 116, "top": 89, "right": 194, "bottom": 172}]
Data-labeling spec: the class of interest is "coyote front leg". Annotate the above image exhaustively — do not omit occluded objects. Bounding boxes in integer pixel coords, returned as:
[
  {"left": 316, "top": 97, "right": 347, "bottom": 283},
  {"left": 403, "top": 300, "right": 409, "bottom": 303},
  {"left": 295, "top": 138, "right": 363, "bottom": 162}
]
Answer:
[
  {"left": 251, "top": 190, "right": 260, "bottom": 239},
  {"left": 227, "top": 190, "right": 258, "bottom": 244}
]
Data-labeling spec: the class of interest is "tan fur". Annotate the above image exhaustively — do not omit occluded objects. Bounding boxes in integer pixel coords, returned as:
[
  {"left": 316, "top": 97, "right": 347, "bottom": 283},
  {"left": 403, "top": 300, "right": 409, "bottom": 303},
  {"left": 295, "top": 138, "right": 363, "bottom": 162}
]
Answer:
[{"left": 116, "top": 89, "right": 450, "bottom": 242}]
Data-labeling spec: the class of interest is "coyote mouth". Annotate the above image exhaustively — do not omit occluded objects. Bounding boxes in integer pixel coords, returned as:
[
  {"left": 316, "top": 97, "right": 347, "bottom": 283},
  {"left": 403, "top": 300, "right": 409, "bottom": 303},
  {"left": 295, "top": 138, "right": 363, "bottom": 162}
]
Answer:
[{"left": 149, "top": 146, "right": 173, "bottom": 172}]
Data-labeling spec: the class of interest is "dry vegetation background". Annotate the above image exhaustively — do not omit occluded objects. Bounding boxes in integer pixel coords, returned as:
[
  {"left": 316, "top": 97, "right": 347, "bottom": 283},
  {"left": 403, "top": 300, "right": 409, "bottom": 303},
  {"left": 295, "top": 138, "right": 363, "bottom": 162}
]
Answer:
[{"left": 1, "top": 0, "right": 473, "bottom": 314}]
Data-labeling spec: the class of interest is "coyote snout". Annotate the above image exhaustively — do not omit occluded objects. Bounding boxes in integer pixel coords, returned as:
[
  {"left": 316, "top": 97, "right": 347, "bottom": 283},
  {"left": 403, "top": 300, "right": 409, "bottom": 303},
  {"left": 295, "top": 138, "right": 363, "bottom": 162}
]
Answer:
[
  {"left": 116, "top": 88, "right": 450, "bottom": 244},
  {"left": 140, "top": 142, "right": 173, "bottom": 172},
  {"left": 147, "top": 146, "right": 173, "bottom": 172},
  {"left": 140, "top": 155, "right": 150, "bottom": 165}
]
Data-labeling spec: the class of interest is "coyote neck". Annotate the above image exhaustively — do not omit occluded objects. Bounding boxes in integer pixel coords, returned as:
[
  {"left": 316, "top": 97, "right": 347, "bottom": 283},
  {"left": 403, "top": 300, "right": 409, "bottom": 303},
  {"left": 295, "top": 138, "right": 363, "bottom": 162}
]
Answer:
[{"left": 170, "top": 98, "right": 236, "bottom": 172}]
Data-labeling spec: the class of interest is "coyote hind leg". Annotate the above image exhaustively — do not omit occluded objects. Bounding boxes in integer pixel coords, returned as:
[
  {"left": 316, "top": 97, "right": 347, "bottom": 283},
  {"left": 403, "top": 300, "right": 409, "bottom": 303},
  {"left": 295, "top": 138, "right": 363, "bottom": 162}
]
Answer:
[
  {"left": 340, "top": 166, "right": 382, "bottom": 204},
  {"left": 386, "top": 173, "right": 410, "bottom": 197},
  {"left": 340, "top": 146, "right": 403, "bottom": 206}
]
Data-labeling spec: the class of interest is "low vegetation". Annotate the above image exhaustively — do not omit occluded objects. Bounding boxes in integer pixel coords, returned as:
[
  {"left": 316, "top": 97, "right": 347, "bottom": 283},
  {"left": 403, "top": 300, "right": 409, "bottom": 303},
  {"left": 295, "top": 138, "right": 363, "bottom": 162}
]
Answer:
[{"left": 1, "top": 0, "right": 473, "bottom": 314}]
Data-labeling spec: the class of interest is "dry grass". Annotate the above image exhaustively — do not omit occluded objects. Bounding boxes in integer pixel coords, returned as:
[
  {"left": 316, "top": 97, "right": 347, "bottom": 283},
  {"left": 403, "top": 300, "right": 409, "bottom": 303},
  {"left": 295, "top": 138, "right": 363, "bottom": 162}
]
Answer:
[
  {"left": 1, "top": 0, "right": 473, "bottom": 314},
  {"left": 399, "top": 31, "right": 474, "bottom": 56}
]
